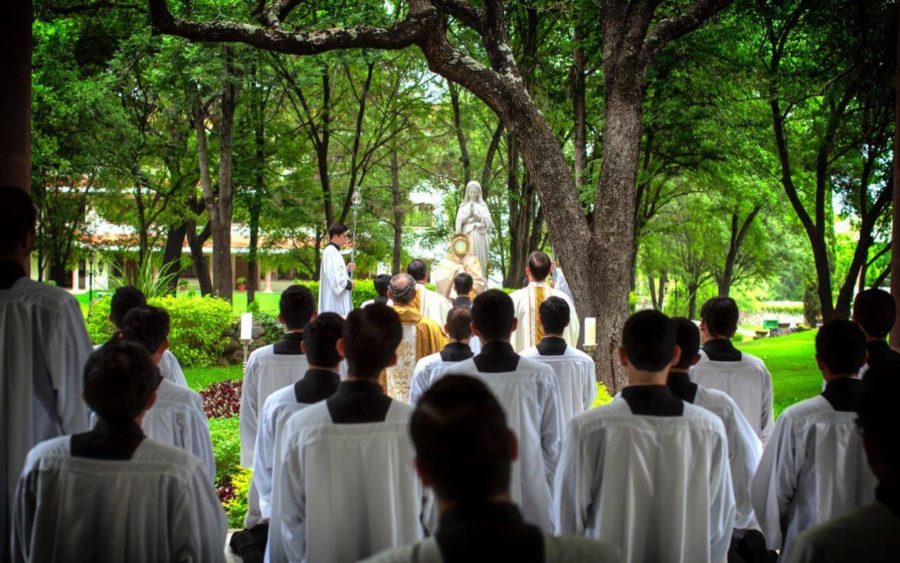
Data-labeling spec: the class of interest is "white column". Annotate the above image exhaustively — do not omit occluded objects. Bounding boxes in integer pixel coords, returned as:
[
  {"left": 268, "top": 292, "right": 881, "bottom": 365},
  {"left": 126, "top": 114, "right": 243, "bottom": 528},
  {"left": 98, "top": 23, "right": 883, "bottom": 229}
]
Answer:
[
  {"left": 71, "top": 266, "right": 80, "bottom": 292},
  {"left": 265, "top": 270, "right": 273, "bottom": 293}
]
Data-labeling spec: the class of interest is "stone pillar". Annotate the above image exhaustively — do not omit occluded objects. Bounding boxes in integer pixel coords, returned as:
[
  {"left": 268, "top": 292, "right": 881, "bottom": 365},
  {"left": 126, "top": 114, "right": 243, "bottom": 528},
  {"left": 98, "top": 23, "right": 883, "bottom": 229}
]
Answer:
[
  {"left": 0, "top": 0, "right": 32, "bottom": 191},
  {"left": 71, "top": 266, "right": 80, "bottom": 292},
  {"left": 265, "top": 270, "right": 273, "bottom": 293}
]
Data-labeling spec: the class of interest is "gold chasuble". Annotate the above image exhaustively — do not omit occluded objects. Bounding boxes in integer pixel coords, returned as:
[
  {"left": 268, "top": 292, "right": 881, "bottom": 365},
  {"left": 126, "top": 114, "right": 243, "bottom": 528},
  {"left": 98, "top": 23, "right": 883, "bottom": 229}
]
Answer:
[
  {"left": 532, "top": 285, "right": 547, "bottom": 343},
  {"left": 386, "top": 304, "right": 448, "bottom": 401}
]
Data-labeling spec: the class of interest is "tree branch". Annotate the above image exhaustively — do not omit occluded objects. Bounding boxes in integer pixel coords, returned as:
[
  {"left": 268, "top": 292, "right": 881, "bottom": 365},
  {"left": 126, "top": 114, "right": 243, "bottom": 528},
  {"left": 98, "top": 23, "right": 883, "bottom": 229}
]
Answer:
[
  {"left": 641, "top": 0, "right": 734, "bottom": 64},
  {"left": 432, "top": 0, "right": 483, "bottom": 33}
]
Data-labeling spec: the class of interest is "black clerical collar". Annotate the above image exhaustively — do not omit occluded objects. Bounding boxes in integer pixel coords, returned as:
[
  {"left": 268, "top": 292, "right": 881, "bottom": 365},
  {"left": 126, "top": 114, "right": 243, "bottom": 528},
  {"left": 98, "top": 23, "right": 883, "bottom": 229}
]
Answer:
[
  {"left": 820, "top": 377, "right": 864, "bottom": 412},
  {"left": 621, "top": 384, "right": 684, "bottom": 416},
  {"left": 328, "top": 242, "right": 341, "bottom": 251},
  {"left": 866, "top": 340, "right": 900, "bottom": 367},
  {"left": 667, "top": 370, "right": 698, "bottom": 404},
  {"left": 294, "top": 369, "right": 341, "bottom": 404},
  {"left": 0, "top": 259, "right": 25, "bottom": 290},
  {"left": 441, "top": 342, "right": 474, "bottom": 362},
  {"left": 436, "top": 502, "right": 544, "bottom": 563},
  {"left": 536, "top": 336, "right": 567, "bottom": 356},
  {"left": 876, "top": 482, "right": 900, "bottom": 519},
  {"left": 71, "top": 418, "right": 145, "bottom": 460},
  {"left": 273, "top": 331, "right": 305, "bottom": 355},
  {"left": 703, "top": 338, "right": 742, "bottom": 362},
  {"left": 326, "top": 379, "right": 392, "bottom": 424},
  {"left": 451, "top": 296, "right": 472, "bottom": 308},
  {"left": 473, "top": 341, "right": 520, "bottom": 373}
]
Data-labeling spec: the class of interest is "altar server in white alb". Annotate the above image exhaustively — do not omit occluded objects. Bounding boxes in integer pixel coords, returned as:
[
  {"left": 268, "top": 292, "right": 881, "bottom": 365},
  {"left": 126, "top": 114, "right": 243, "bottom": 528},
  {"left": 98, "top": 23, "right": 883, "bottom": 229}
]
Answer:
[
  {"left": 318, "top": 222, "right": 355, "bottom": 316},
  {"left": 119, "top": 305, "right": 216, "bottom": 482},
  {"left": 107, "top": 285, "right": 187, "bottom": 387},
  {"left": 360, "top": 273, "right": 392, "bottom": 308},
  {"left": 510, "top": 251, "right": 578, "bottom": 353},
  {"left": 521, "top": 297, "right": 596, "bottom": 424},
  {"left": 267, "top": 304, "right": 431, "bottom": 563},
  {"left": 408, "top": 307, "right": 475, "bottom": 404},
  {"left": 691, "top": 296, "right": 774, "bottom": 445},
  {"left": 11, "top": 340, "right": 226, "bottom": 563},
  {"left": 364, "top": 375, "right": 621, "bottom": 563},
  {"left": 555, "top": 310, "right": 734, "bottom": 563},
  {"left": 787, "top": 372, "right": 900, "bottom": 563},
  {"left": 241, "top": 284, "right": 316, "bottom": 527},
  {"left": 752, "top": 319, "right": 876, "bottom": 561},
  {"left": 407, "top": 259, "right": 452, "bottom": 328},
  {"left": 669, "top": 317, "right": 762, "bottom": 530},
  {"left": 436, "top": 290, "right": 563, "bottom": 532},
  {"left": 0, "top": 186, "right": 93, "bottom": 560}
]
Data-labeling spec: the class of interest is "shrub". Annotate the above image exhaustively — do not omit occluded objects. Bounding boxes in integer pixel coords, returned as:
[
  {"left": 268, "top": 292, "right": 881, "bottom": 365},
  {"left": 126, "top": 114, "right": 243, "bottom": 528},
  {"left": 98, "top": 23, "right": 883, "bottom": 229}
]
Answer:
[
  {"left": 200, "top": 379, "right": 242, "bottom": 419},
  {"left": 209, "top": 417, "right": 241, "bottom": 485},
  {"left": 85, "top": 296, "right": 115, "bottom": 344},
  {"left": 222, "top": 468, "right": 252, "bottom": 528}
]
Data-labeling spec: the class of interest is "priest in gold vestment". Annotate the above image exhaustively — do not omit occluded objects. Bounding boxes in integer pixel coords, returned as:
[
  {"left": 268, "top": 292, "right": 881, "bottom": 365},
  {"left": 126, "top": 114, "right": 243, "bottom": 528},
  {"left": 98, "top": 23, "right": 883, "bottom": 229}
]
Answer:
[
  {"left": 510, "top": 251, "right": 579, "bottom": 352},
  {"left": 431, "top": 234, "right": 486, "bottom": 299}
]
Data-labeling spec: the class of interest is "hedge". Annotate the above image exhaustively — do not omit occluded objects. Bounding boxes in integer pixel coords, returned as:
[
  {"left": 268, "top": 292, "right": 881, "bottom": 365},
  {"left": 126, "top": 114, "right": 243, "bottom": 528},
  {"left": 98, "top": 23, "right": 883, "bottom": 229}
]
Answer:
[{"left": 85, "top": 295, "right": 233, "bottom": 368}]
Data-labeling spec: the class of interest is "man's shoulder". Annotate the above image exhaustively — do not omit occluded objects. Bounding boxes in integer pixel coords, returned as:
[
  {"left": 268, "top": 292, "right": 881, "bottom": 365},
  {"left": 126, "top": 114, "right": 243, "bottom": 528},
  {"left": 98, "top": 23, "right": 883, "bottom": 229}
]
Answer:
[
  {"left": 359, "top": 539, "right": 441, "bottom": 563},
  {"left": 2, "top": 278, "right": 77, "bottom": 312},
  {"left": 155, "top": 379, "right": 203, "bottom": 407},
  {"left": 246, "top": 344, "right": 275, "bottom": 362},
  {"left": 790, "top": 502, "right": 900, "bottom": 561},
  {"left": 281, "top": 401, "right": 332, "bottom": 439},
  {"left": 682, "top": 402, "right": 728, "bottom": 435},
  {"left": 24, "top": 436, "right": 72, "bottom": 469},
  {"left": 133, "top": 438, "right": 205, "bottom": 479},
  {"left": 737, "top": 351, "right": 769, "bottom": 371},
  {"left": 516, "top": 354, "right": 557, "bottom": 376},
  {"left": 695, "top": 385, "right": 741, "bottom": 414},
  {"left": 263, "top": 383, "right": 300, "bottom": 411}
]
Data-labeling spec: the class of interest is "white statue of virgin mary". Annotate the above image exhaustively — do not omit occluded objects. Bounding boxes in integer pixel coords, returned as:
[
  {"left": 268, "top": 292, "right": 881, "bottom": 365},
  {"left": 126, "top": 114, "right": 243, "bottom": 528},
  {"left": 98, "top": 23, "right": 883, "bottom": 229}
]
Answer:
[{"left": 454, "top": 181, "right": 493, "bottom": 275}]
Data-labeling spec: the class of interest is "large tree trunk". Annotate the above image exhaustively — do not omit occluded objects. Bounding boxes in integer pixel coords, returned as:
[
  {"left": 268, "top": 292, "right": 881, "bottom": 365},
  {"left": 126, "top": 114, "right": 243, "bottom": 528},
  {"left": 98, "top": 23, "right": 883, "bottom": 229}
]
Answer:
[
  {"left": 186, "top": 219, "right": 213, "bottom": 295},
  {"left": 162, "top": 223, "right": 186, "bottom": 293},
  {"left": 390, "top": 147, "right": 404, "bottom": 274},
  {"left": 571, "top": 23, "right": 587, "bottom": 191},
  {"left": 449, "top": 82, "right": 471, "bottom": 185},
  {"left": 893, "top": 3, "right": 900, "bottom": 347}
]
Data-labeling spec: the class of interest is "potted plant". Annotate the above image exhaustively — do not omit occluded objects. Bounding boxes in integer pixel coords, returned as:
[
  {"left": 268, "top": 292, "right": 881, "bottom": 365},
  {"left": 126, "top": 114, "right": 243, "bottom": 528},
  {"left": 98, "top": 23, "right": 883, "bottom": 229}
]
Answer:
[{"left": 236, "top": 276, "right": 247, "bottom": 291}]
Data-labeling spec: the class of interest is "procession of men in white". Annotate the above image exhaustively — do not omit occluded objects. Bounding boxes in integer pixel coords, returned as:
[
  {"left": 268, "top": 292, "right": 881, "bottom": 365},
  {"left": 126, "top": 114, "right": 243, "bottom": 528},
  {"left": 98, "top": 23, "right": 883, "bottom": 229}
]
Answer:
[{"left": 3, "top": 184, "right": 900, "bottom": 563}]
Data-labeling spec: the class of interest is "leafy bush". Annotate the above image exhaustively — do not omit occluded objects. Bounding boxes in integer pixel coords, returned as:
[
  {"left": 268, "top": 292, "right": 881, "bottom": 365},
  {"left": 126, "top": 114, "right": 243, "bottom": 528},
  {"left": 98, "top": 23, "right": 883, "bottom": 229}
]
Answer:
[
  {"left": 209, "top": 417, "right": 241, "bottom": 485},
  {"left": 222, "top": 468, "right": 253, "bottom": 528},
  {"left": 200, "top": 379, "right": 242, "bottom": 418},
  {"left": 85, "top": 295, "right": 233, "bottom": 367},
  {"left": 760, "top": 302, "right": 805, "bottom": 316},
  {"left": 592, "top": 382, "right": 614, "bottom": 408}
]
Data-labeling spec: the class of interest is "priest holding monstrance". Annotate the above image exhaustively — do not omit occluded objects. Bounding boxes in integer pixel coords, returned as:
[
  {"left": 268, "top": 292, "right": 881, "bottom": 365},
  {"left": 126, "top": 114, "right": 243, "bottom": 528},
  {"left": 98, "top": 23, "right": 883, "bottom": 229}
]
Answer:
[
  {"left": 431, "top": 234, "right": 486, "bottom": 299},
  {"left": 431, "top": 181, "right": 492, "bottom": 299}
]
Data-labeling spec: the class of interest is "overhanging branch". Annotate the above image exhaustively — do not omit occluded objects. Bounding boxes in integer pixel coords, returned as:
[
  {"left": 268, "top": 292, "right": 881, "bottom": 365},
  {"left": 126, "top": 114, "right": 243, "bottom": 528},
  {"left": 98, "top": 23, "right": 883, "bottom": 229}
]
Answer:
[{"left": 641, "top": 0, "right": 734, "bottom": 63}]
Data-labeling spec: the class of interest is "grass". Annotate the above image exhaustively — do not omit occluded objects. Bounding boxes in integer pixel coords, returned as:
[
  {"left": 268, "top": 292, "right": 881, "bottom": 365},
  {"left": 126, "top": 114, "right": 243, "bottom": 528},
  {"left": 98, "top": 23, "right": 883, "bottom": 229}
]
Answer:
[
  {"left": 741, "top": 329, "right": 821, "bottom": 417},
  {"left": 184, "top": 364, "right": 244, "bottom": 392}
]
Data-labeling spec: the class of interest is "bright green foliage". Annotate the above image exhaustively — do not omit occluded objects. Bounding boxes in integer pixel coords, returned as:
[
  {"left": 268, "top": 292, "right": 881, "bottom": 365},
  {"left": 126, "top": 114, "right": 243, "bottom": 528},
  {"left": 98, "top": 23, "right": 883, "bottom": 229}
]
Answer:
[
  {"left": 209, "top": 417, "right": 241, "bottom": 485},
  {"left": 223, "top": 468, "right": 253, "bottom": 528},
  {"left": 184, "top": 364, "right": 243, "bottom": 392},
  {"left": 592, "top": 383, "right": 614, "bottom": 408},
  {"left": 85, "top": 296, "right": 114, "bottom": 344},
  {"left": 742, "top": 330, "right": 820, "bottom": 417}
]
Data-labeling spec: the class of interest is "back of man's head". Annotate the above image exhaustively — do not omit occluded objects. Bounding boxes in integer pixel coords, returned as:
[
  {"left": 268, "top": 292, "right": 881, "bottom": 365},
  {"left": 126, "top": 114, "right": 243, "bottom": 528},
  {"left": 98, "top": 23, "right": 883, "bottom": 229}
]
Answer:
[
  {"left": 343, "top": 304, "right": 402, "bottom": 379},
  {"left": 373, "top": 274, "right": 392, "bottom": 298},
  {"left": 816, "top": 319, "right": 866, "bottom": 376},
  {"left": 453, "top": 272, "right": 473, "bottom": 296},
  {"left": 84, "top": 339, "right": 161, "bottom": 421},
  {"left": 389, "top": 273, "right": 417, "bottom": 304},
  {"left": 411, "top": 375, "right": 512, "bottom": 504},
  {"left": 622, "top": 310, "right": 676, "bottom": 371},
  {"left": 472, "top": 290, "right": 515, "bottom": 342},
  {"left": 0, "top": 186, "right": 36, "bottom": 256},
  {"left": 407, "top": 259, "right": 427, "bottom": 282},
  {"left": 527, "top": 251, "right": 551, "bottom": 282},
  {"left": 853, "top": 288, "right": 896, "bottom": 339},
  {"left": 538, "top": 296, "right": 570, "bottom": 336},
  {"left": 280, "top": 285, "right": 315, "bottom": 330},
  {"left": 446, "top": 307, "right": 472, "bottom": 342},
  {"left": 120, "top": 305, "right": 170, "bottom": 356},
  {"left": 700, "top": 296, "right": 739, "bottom": 339},
  {"left": 109, "top": 286, "right": 147, "bottom": 329},
  {"left": 857, "top": 373, "right": 900, "bottom": 480},
  {"left": 671, "top": 317, "right": 700, "bottom": 370},
  {"left": 303, "top": 312, "right": 344, "bottom": 368},
  {"left": 328, "top": 223, "right": 349, "bottom": 239}
]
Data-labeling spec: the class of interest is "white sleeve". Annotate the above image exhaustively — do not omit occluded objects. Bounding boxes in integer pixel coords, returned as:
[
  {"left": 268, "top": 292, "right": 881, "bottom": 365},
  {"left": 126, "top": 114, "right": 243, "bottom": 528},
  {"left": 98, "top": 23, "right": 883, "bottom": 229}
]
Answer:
[
  {"left": 11, "top": 460, "right": 39, "bottom": 563},
  {"left": 163, "top": 351, "right": 188, "bottom": 387},
  {"left": 277, "top": 440, "right": 308, "bottom": 562},
  {"left": 751, "top": 415, "right": 799, "bottom": 550},
  {"left": 540, "top": 377, "right": 564, "bottom": 492},
  {"left": 408, "top": 360, "right": 430, "bottom": 404},
  {"left": 709, "top": 426, "right": 736, "bottom": 563},
  {"left": 189, "top": 396, "right": 217, "bottom": 483},
  {"left": 48, "top": 296, "right": 92, "bottom": 433},
  {"left": 759, "top": 367, "right": 775, "bottom": 447},
  {"left": 725, "top": 400, "right": 763, "bottom": 529},
  {"left": 240, "top": 358, "right": 260, "bottom": 467},
  {"left": 583, "top": 360, "right": 597, "bottom": 411},
  {"left": 553, "top": 421, "right": 588, "bottom": 535},
  {"left": 326, "top": 249, "right": 349, "bottom": 297},
  {"left": 253, "top": 400, "right": 277, "bottom": 518},
  {"left": 563, "top": 294, "right": 580, "bottom": 348}
]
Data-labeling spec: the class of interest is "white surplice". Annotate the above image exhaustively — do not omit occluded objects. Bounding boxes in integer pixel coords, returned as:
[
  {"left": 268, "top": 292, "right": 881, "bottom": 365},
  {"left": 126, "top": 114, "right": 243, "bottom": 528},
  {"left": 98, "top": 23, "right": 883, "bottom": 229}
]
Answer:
[
  {"left": 386, "top": 323, "right": 418, "bottom": 401},
  {"left": 520, "top": 345, "right": 597, "bottom": 424},
  {"left": 786, "top": 501, "right": 900, "bottom": 563},
  {"left": 551, "top": 268, "right": 574, "bottom": 303},
  {"left": 691, "top": 350, "right": 774, "bottom": 445},
  {"left": 361, "top": 532, "right": 622, "bottom": 563},
  {"left": 267, "top": 401, "right": 430, "bottom": 563},
  {"left": 554, "top": 399, "right": 735, "bottom": 563},
  {"left": 318, "top": 244, "right": 352, "bottom": 316},
  {"left": 690, "top": 385, "right": 762, "bottom": 529},
  {"left": 510, "top": 282, "right": 579, "bottom": 353},
  {"left": 158, "top": 349, "right": 188, "bottom": 387},
  {"left": 415, "top": 284, "right": 451, "bottom": 328},
  {"left": 408, "top": 352, "right": 470, "bottom": 404},
  {"left": 1, "top": 278, "right": 93, "bottom": 560},
  {"left": 751, "top": 394, "right": 876, "bottom": 561},
  {"left": 11, "top": 436, "right": 226, "bottom": 563},
  {"left": 440, "top": 357, "right": 563, "bottom": 532}
]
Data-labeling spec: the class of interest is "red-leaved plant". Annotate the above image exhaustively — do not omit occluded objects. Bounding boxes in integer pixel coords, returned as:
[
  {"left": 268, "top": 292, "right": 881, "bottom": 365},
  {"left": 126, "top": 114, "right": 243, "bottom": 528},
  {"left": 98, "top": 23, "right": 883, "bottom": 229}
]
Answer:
[{"left": 200, "top": 380, "right": 242, "bottom": 419}]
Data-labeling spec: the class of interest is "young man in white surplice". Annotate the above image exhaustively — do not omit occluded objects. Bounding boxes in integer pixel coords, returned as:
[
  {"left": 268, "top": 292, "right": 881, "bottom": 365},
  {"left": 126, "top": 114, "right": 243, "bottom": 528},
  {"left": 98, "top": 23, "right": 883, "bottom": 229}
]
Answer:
[
  {"left": 555, "top": 310, "right": 735, "bottom": 563},
  {"left": 408, "top": 306, "right": 476, "bottom": 404},
  {"left": 267, "top": 304, "right": 432, "bottom": 563},
  {"left": 317, "top": 222, "right": 355, "bottom": 316},
  {"left": 11, "top": 340, "right": 226, "bottom": 563}
]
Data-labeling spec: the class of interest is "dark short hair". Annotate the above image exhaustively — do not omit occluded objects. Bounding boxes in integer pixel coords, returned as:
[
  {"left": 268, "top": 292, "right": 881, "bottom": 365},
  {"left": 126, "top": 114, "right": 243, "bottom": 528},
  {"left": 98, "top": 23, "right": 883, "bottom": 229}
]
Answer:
[
  {"left": 120, "top": 305, "right": 170, "bottom": 355},
  {"left": 816, "top": 319, "right": 866, "bottom": 375},
  {"left": 281, "top": 285, "right": 315, "bottom": 330},
  {"left": 327, "top": 223, "right": 349, "bottom": 238},
  {"left": 672, "top": 317, "right": 700, "bottom": 370},
  {"left": 411, "top": 375, "right": 511, "bottom": 504},
  {"left": 109, "top": 286, "right": 147, "bottom": 328},
  {"left": 858, "top": 372, "right": 900, "bottom": 472},
  {"left": 527, "top": 251, "right": 551, "bottom": 282},
  {"left": 622, "top": 309, "right": 676, "bottom": 371},
  {"left": 84, "top": 339, "right": 161, "bottom": 420},
  {"left": 700, "top": 297, "right": 739, "bottom": 338},
  {"left": 407, "top": 259, "right": 427, "bottom": 281},
  {"left": 538, "top": 296, "right": 570, "bottom": 336},
  {"left": 303, "top": 313, "right": 344, "bottom": 368},
  {"left": 446, "top": 307, "right": 472, "bottom": 341},
  {"left": 343, "top": 304, "right": 402, "bottom": 379},
  {"left": 453, "top": 272, "right": 473, "bottom": 296},
  {"left": 472, "top": 290, "right": 515, "bottom": 341},
  {"left": 0, "top": 186, "right": 36, "bottom": 255},
  {"left": 373, "top": 274, "right": 392, "bottom": 297},
  {"left": 853, "top": 289, "right": 896, "bottom": 339}
]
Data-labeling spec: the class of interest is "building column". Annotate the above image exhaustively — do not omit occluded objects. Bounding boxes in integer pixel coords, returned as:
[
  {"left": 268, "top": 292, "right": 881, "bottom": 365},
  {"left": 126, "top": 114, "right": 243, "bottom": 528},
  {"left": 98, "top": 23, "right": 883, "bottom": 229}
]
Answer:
[
  {"left": 71, "top": 266, "right": 80, "bottom": 292},
  {"left": 265, "top": 270, "right": 273, "bottom": 293}
]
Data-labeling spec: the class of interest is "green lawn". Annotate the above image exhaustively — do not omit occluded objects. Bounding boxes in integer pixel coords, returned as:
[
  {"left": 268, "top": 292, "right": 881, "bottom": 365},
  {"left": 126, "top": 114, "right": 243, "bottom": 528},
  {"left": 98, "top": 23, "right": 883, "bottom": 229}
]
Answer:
[
  {"left": 184, "top": 364, "right": 244, "bottom": 392},
  {"left": 742, "top": 330, "right": 820, "bottom": 417}
]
